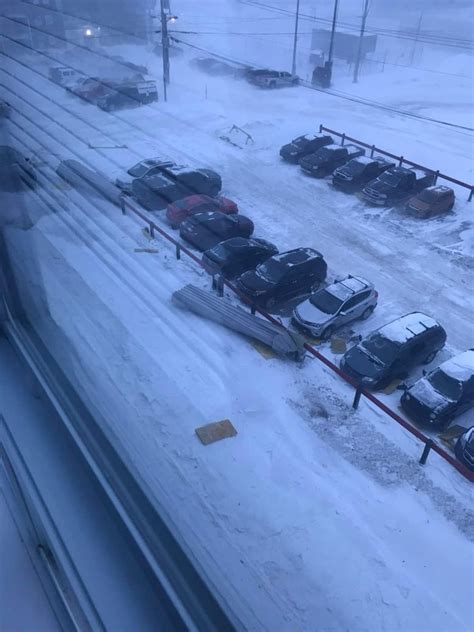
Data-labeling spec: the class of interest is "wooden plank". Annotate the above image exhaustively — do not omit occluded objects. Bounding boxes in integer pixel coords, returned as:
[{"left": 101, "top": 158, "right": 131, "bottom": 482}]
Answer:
[
  {"left": 195, "top": 419, "right": 237, "bottom": 446},
  {"left": 249, "top": 340, "right": 276, "bottom": 359},
  {"left": 330, "top": 337, "right": 347, "bottom": 354},
  {"left": 382, "top": 378, "right": 402, "bottom": 395},
  {"left": 134, "top": 247, "right": 159, "bottom": 254},
  {"left": 439, "top": 424, "right": 466, "bottom": 442}
]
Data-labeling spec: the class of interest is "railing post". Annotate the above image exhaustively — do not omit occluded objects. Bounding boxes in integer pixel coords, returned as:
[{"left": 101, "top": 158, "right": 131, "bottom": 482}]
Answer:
[
  {"left": 341, "top": 133, "right": 346, "bottom": 146},
  {"left": 251, "top": 304, "right": 256, "bottom": 315},
  {"left": 419, "top": 439, "right": 433, "bottom": 465},
  {"left": 149, "top": 223, "right": 155, "bottom": 239},
  {"left": 176, "top": 243, "right": 181, "bottom": 260},
  {"left": 120, "top": 195, "right": 126, "bottom": 215},
  {"left": 469, "top": 187, "right": 473, "bottom": 202},
  {"left": 433, "top": 170, "right": 439, "bottom": 185},
  {"left": 370, "top": 145, "right": 375, "bottom": 158},
  {"left": 217, "top": 275, "right": 224, "bottom": 297},
  {"left": 352, "top": 385, "right": 363, "bottom": 410},
  {"left": 319, "top": 123, "right": 323, "bottom": 133},
  {"left": 399, "top": 155, "right": 404, "bottom": 166}
]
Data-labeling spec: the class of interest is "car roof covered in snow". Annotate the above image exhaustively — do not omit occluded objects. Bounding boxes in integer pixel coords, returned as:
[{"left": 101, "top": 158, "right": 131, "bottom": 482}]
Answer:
[
  {"left": 351, "top": 155, "right": 375, "bottom": 165},
  {"left": 438, "top": 350, "right": 474, "bottom": 382},
  {"left": 378, "top": 312, "right": 440, "bottom": 344},
  {"left": 422, "top": 185, "right": 453, "bottom": 195},
  {"left": 326, "top": 276, "right": 370, "bottom": 300},
  {"left": 411, "top": 168, "right": 432, "bottom": 180},
  {"left": 273, "top": 247, "right": 323, "bottom": 266}
]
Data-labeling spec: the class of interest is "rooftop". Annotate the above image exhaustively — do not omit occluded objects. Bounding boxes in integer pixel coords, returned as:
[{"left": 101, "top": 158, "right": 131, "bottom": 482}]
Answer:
[{"left": 379, "top": 312, "right": 439, "bottom": 344}]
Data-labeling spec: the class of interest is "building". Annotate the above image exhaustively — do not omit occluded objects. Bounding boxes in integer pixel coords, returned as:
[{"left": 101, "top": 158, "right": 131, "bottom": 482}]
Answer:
[
  {"left": 310, "top": 28, "right": 377, "bottom": 64},
  {"left": 0, "top": 0, "right": 65, "bottom": 52}
]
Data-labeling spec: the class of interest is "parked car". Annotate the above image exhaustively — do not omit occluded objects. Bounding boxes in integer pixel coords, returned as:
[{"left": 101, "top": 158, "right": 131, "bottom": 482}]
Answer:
[
  {"left": 180, "top": 212, "right": 254, "bottom": 251},
  {"left": 70, "top": 76, "right": 113, "bottom": 101},
  {"left": 202, "top": 237, "right": 278, "bottom": 279},
  {"left": 332, "top": 156, "right": 395, "bottom": 192},
  {"left": 236, "top": 248, "right": 327, "bottom": 311},
  {"left": 49, "top": 65, "right": 80, "bottom": 87},
  {"left": 400, "top": 349, "right": 474, "bottom": 428},
  {"left": 190, "top": 57, "right": 239, "bottom": 76},
  {"left": 0, "top": 100, "right": 10, "bottom": 118},
  {"left": 455, "top": 427, "right": 474, "bottom": 471},
  {"left": 280, "top": 133, "right": 333, "bottom": 164},
  {"left": 340, "top": 312, "right": 447, "bottom": 390},
  {"left": 97, "top": 80, "right": 158, "bottom": 110},
  {"left": 361, "top": 166, "right": 435, "bottom": 206},
  {"left": 0, "top": 145, "right": 36, "bottom": 190},
  {"left": 115, "top": 158, "right": 174, "bottom": 192},
  {"left": 299, "top": 144, "right": 365, "bottom": 178},
  {"left": 406, "top": 185, "right": 455, "bottom": 218},
  {"left": 132, "top": 167, "right": 222, "bottom": 210},
  {"left": 247, "top": 69, "right": 299, "bottom": 88},
  {"left": 293, "top": 276, "right": 377, "bottom": 339},
  {"left": 109, "top": 55, "right": 148, "bottom": 76},
  {"left": 166, "top": 194, "right": 238, "bottom": 228}
]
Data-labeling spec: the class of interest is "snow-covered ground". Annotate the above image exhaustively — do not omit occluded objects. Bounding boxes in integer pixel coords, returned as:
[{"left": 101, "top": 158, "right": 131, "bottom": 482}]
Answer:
[{"left": 1, "top": 3, "right": 474, "bottom": 628}]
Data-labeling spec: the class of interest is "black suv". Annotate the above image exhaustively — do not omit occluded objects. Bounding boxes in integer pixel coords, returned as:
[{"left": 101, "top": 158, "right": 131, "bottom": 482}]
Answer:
[
  {"left": 332, "top": 156, "right": 395, "bottom": 192},
  {"left": 299, "top": 144, "right": 365, "bottom": 178},
  {"left": 236, "top": 248, "right": 327, "bottom": 311},
  {"left": 340, "top": 312, "right": 447, "bottom": 389},
  {"left": 180, "top": 212, "right": 254, "bottom": 251},
  {"left": 202, "top": 237, "right": 278, "bottom": 279},
  {"left": 280, "top": 133, "right": 333, "bottom": 164},
  {"left": 132, "top": 166, "right": 222, "bottom": 210},
  {"left": 401, "top": 349, "right": 474, "bottom": 428}
]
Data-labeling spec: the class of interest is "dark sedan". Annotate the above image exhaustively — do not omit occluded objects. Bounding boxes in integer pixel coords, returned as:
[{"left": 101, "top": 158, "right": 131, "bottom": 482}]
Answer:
[
  {"left": 236, "top": 248, "right": 327, "bottom": 311},
  {"left": 280, "top": 133, "right": 333, "bottom": 164},
  {"left": 180, "top": 211, "right": 254, "bottom": 251},
  {"left": 299, "top": 144, "right": 365, "bottom": 178},
  {"left": 166, "top": 194, "right": 238, "bottom": 228},
  {"left": 202, "top": 237, "right": 278, "bottom": 279},
  {"left": 133, "top": 167, "right": 222, "bottom": 211},
  {"left": 332, "top": 156, "right": 395, "bottom": 192}
]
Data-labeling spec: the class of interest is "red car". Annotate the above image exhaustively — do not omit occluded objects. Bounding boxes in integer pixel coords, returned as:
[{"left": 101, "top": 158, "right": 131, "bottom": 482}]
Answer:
[
  {"left": 406, "top": 185, "right": 455, "bottom": 218},
  {"left": 166, "top": 194, "right": 238, "bottom": 228}
]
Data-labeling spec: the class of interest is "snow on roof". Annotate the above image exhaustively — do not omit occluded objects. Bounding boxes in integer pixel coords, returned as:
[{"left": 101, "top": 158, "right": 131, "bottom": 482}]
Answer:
[
  {"left": 274, "top": 248, "right": 320, "bottom": 265},
  {"left": 324, "top": 143, "right": 345, "bottom": 150},
  {"left": 424, "top": 185, "right": 452, "bottom": 194},
  {"left": 346, "top": 144, "right": 364, "bottom": 155},
  {"left": 439, "top": 350, "right": 474, "bottom": 381},
  {"left": 411, "top": 168, "right": 432, "bottom": 179},
  {"left": 352, "top": 156, "right": 374, "bottom": 165},
  {"left": 379, "top": 312, "right": 439, "bottom": 343}
]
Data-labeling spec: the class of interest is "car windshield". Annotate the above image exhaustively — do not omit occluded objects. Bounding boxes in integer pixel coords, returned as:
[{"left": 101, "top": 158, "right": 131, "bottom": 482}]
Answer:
[
  {"left": 316, "top": 147, "right": 336, "bottom": 159},
  {"left": 344, "top": 160, "right": 367, "bottom": 175},
  {"left": 418, "top": 189, "right": 440, "bottom": 203},
  {"left": 379, "top": 171, "right": 403, "bottom": 186},
  {"left": 128, "top": 162, "right": 151, "bottom": 177},
  {"left": 310, "top": 289, "right": 344, "bottom": 314},
  {"left": 361, "top": 335, "right": 400, "bottom": 365},
  {"left": 428, "top": 370, "right": 463, "bottom": 400},
  {"left": 294, "top": 136, "right": 309, "bottom": 147},
  {"left": 257, "top": 259, "right": 285, "bottom": 283}
]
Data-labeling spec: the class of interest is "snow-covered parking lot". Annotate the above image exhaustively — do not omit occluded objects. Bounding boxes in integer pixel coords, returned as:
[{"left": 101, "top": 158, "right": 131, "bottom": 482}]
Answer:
[{"left": 1, "top": 22, "right": 473, "bottom": 631}]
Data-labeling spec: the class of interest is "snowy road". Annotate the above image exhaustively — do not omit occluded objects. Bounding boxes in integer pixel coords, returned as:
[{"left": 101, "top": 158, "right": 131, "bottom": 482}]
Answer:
[{"left": 1, "top": 41, "right": 474, "bottom": 632}]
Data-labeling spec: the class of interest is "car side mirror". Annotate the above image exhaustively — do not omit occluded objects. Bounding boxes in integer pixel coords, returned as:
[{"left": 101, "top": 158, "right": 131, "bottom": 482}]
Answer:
[
  {"left": 25, "top": 157, "right": 30, "bottom": 162},
  {"left": 339, "top": 310, "right": 347, "bottom": 317},
  {"left": 396, "top": 382, "right": 408, "bottom": 391},
  {"left": 422, "top": 369, "right": 427, "bottom": 376}
]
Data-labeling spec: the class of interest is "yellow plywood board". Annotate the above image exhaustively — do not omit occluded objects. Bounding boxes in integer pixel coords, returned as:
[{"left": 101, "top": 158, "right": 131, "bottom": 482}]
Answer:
[
  {"left": 382, "top": 379, "right": 402, "bottom": 395},
  {"left": 330, "top": 338, "right": 347, "bottom": 354},
  {"left": 134, "top": 247, "right": 159, "bottom": 254},
  {"left": 195, "top": 419, "right": 237, "bottom": 446},
  {"left": 249, "top": 340, "right": 276, "bottom": 359}
]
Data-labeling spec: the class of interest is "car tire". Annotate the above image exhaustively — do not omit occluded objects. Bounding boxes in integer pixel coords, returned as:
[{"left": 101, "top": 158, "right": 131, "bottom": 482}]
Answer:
[
  {"left": 361, "top": 306, "right": 374, "bottom": 320},
  {"left": 422, "top": 350, "right": 438, "bottom": 365},
  {"left": 321, "top": 326, "right": 334, "bottom": 340}
]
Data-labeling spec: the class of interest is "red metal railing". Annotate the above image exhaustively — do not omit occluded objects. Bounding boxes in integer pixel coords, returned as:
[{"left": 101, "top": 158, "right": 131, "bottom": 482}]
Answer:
[{"left": 120, "top": 194, "right": 474, "bottom": 482}]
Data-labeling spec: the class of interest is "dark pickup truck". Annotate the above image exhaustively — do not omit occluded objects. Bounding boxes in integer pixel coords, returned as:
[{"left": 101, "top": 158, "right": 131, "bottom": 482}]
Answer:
[
  {"left": 361, "top": 166, "right": 435, "bottom": 206},
  {"left": 280, "top": 133, "right": 333, "bottom": 164},
  {"left": 299, "top": 143, "right": 365, "bottom": 178},
  {"left": 332, "top": 156, "right": 395, "bottom": 192}
]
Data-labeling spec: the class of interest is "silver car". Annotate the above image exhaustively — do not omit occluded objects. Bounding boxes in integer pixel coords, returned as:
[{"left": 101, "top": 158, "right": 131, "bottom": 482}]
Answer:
[{"left": 293, "top": 275, "right": 378, "bottom": 339}]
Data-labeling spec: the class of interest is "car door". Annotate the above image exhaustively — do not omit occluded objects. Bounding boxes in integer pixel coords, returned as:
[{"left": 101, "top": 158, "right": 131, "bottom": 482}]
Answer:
[
  {"left": 408, "top": 333, "right": 430, "bottom": 367},
  {"left": 458, "top": 377, "right": 474, "bottom": 414},
  {"left": 338, "top": 292, "right": 366, "bottom": 325}
]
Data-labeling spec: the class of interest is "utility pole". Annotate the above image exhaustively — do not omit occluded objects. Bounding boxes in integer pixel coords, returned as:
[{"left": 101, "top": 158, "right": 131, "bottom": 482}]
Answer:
[
  {"left": 327, "top": 0, "right": 339, "bottom": 64},
  {"left": 291, "top": 0, "right": 300, "bottom": 75},
  {"left": 353, "top": 0, "right": 370, "bottom": 83},
  {"left": 160, "top": 0, "right": 170, "bottom": 102},
  {"left": 409, "top": 12, "right": 423, "bottom": 65}
]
